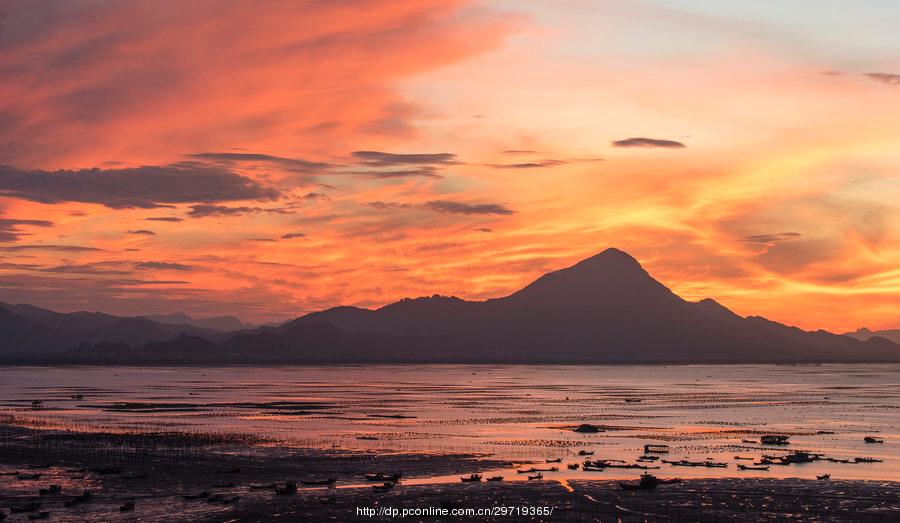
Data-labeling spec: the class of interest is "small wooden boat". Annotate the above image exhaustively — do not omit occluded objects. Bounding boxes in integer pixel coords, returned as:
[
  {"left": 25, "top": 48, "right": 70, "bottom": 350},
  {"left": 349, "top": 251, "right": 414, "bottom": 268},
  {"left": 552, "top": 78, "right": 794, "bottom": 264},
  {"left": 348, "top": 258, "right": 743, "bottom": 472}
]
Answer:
[
  {"left": 460, "top": 474, "right": 482, "bottom": 482},
  {"left": 567, "top": 463, "right": 580, "bottom": 470},
  {"left": 864, "top": 436, "right": 883, "bottom": 444},
  {"left": 619, "top": 473, "right": 680, "bottom": 490},
  {"left": 533, "top": 467, "right": 559, "bottom": 472},
  {"left": 38, "top": 485, "right": 61, "bottom": 495},
  {"left": 91, "top": 466, "right": 123, "bottom": 475},
  {"left": 275, "top": 481, "right": 297, "bottom": 495},
  {"left": 63, "top": 491, "right": 93, "bottom": 507},
  {"left": 249, "top": 483, "right": 276, "bottom": 490},
  {"left": 643, "top": 444, "right": 670, "bottom": 454},
  {"left": 122, "top": 472, "right": 148, "bottom": 480},
  {"left": 183, "top": 491, "right": 211, "bottom": 500},
  {"left": 10, "top": 502, "right": 41, "bottom": 514},
  {"left": 637, "top": 455, "right": 659, "bottom": 462},
  {"left": 760, "top": 435, "right": 790, "bottom": 445},
  {"left": 515, "top": 468, "right": 537, "bottom": 474},
  {"left": 734, "top": 456, "right": 753, "bottom": 460},
  {"left": 854, "top": 457, "right": 882, "bottom": 463},
  {"left": 365, "top": 473, "right": 402, "bottom": 482},
  {"left": 737, "top": 464, "right": 769, "bottom": 471},
  {"left": 486, "top": 476, "right": 504, "bottom": 481},
  {"left": 372, "top": 482, "right": 394, "bottom": 491},
  {"left": 577, "top": 450, "right": 594, "bottom": 456},
  {"left": 17, "top": 473, "right": 41, "bottom": 480},
  {"left": 119, "top": 501, "right": 135, "bottom": 512},
  {"left": 817, "top": 474, "right": 830, "bottom": 480},
  {"left": 704, "top": 462, "right": 727, "bottom": 468},
  {"left": 527, "top": 473, "right": 543, "bottom": 480},
  {"left": 207, "top": 494, "right": 240, "bottom": 503},
  {"left": 546, "top": 458, "right": 562, "bottom": 463},
  {"left": 741, "top": 439, "right": 756, "bottom": 444},
  {"left": 301, "top": 478, "right": 336, "bottom": 486}
]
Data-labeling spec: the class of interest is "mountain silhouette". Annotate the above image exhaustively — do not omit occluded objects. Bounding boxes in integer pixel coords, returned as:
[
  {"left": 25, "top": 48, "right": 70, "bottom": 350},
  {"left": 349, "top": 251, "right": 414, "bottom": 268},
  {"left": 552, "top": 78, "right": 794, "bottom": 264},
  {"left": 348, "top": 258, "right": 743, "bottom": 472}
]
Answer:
[
  {"left": 143, "top": 312, "right": 254, "bottom": 332},
  {"left": 287, "top": 248, "right": 899, "bottom": 362},
  {"left": 843, "top": 327, "right": 900, "bottom": 346},
  {"left": 0, "top": 301, "right": 225, "bottom": 355},
  {"left": 2, "top": 248, "right": 898, "bottom": 363}
]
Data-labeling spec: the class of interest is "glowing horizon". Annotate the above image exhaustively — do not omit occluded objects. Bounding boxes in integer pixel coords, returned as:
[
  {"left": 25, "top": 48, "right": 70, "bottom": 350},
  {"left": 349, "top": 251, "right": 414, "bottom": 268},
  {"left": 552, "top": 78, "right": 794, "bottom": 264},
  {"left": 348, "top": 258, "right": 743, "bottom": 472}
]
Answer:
[{"left": 1, "top": 1, "right": 899, "bottom": 332}]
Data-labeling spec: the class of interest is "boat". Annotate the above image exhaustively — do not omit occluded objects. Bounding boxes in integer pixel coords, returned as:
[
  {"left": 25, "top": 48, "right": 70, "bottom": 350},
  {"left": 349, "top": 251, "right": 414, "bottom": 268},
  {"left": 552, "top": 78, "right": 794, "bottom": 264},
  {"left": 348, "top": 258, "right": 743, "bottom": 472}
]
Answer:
[
  {"left": 577, "top": 450, "right": 594, "bottom": 456},
  {"left": 515, "top": 468, "right": 537, "bottom": 474},
  {"left": 300, "top": 478, "right": 336, "bottom": 486},
  {"left": 207, "top": 494, "right": 240, "bottom": 503},
  {"left": 582, "top": 466, "right": 606, "bottom": 471},
  {"left": 365, "top": 473, "right": 402, "bottom": 482},
  {"left": 249, "top": 483, "right": 276, "bottom": 490},
  {"left": 486, "top": 476, "right": 504, "bottom": 482},
  {"left": 38, "top": 485, "right": 61, "bottom": 495},
  {"left": 734, "top": 456, "right": 753, "bottom": 460},
  {"left": 532, "top": 467, "right": 559, "bottom": 472},
  {"left": 17, "top": 473, "right": 41, "bottom": 480},
  {"left": 10, "top": 502, "right": 41, "bottom": 514},
  {"left": 527, "top": 473, "right": 543, "bottom": 480},
  {"left": 122, "top": 472, "right": 148, "bottom": 480},
  {"left": 643, "top": 444, "right": 670, "bottom": 454},
  {"left": 63, "top": 491, "right": 93, "bottom": 507},
  {"left": 119, "top": 501, "right": 135, "bottom": 512},
  {"left": 460, "top": 474, "right": 482, "bottom": 482},
  {"left": 183, "top": 491, "right": 211, "bottom": 500},
  {"left": 864, "top": 436, "right": 884, "bottom": 444},
  {"left": 372, "top": 482, "right": 394, "bottom": 491},
  {"left": 567, "top": 463, "right": 580, "bottom": 470},
  {"left": 737, "top": 464, "right": 769, "bottom": 471},
  {"left": 637, "top": 455, "right": 659, "bottom": 462},
  {"left": 760, "top": 435, "right": 790, "bottom": 445},
  {"left": 275, "top": 481, "right": 298, "bottom": 495},
  {"left": 741, "top": 439, "right": 756, "bottom": 444},
  {"left": 619, "top": 473, "right": 680, "bottom": 490},
  {"left": 91, "top": 466, "right": 123, "bottom": 475},
  {"left": 546, "top": 458, "right": 562, "bottom": 463},
  {"left": 817, "top": 474, "right": 831, "bottom": 480},
  {"left": 703, "top": 462, "right": 727, "bottom": 468},
  {"left": 854, "top": 457, "right": 882, "bottom": 463}
]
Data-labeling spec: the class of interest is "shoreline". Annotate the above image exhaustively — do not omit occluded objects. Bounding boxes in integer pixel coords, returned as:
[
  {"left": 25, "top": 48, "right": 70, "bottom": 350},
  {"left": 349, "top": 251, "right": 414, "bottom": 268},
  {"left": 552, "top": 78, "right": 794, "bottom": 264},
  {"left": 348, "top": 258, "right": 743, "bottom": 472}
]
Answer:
[{"left": 2, "top": 424, "right": 898, "bottom": 521}]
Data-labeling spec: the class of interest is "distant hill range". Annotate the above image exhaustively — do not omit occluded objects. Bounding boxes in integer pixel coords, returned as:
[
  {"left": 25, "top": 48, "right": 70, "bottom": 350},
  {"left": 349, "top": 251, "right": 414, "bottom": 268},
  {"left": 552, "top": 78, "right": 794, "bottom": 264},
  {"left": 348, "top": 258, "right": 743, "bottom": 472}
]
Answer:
[
  {"left": 2, "top": 248, "right": 898, "bottom": 363},
  {"left": 143, "top": 312, "right": 254, "bottom": 332},
  {"left": 843, "top": 327, "right": 900, "bottom": 346}
]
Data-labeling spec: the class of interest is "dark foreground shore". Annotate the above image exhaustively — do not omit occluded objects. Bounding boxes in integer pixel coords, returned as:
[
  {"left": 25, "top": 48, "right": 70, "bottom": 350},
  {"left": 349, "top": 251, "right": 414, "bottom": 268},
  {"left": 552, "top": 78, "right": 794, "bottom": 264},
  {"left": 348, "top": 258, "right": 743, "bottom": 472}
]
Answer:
[{"left": 1, "top": 424, "right": 897, "bottom": 522}]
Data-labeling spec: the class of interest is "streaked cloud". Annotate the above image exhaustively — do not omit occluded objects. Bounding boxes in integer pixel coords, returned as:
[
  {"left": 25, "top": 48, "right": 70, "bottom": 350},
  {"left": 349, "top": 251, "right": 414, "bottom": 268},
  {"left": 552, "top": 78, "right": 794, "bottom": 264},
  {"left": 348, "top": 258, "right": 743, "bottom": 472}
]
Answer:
[
  {"left": 0, "top": 164, "right": 279, "bottom": 209},
  {"left": 612, "top": 138, "right": 686, "bottom": 148}
]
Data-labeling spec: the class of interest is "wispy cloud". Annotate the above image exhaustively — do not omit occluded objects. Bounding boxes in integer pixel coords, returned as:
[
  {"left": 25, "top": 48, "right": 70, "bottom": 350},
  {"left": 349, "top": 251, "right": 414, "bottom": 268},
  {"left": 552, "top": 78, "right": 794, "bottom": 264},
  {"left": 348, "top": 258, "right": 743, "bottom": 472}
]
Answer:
[
  {"left": 0, "top": 218, "right": 53, "bottom": 242},
  {"left": 0, "top": 164, "right": 279, "bottom": 209},
  {"left": 612, "top": 137, "right": 686, "bottom": 148}
]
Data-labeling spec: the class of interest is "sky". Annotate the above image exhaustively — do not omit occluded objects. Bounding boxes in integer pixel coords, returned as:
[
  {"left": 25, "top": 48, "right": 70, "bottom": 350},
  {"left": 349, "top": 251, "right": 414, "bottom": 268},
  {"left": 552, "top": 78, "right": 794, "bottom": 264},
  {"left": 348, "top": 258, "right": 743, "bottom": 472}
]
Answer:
[{"left": 0, "top": 0, "right": 899, "bottom": 331}]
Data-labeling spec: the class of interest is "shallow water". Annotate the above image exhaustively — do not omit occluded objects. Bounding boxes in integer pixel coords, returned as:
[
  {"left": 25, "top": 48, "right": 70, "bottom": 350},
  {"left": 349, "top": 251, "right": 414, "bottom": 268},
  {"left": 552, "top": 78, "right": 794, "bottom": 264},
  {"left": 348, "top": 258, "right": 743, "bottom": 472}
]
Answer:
[{"left": 1, "top": 364, "right": 897, "bottom": 482}]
